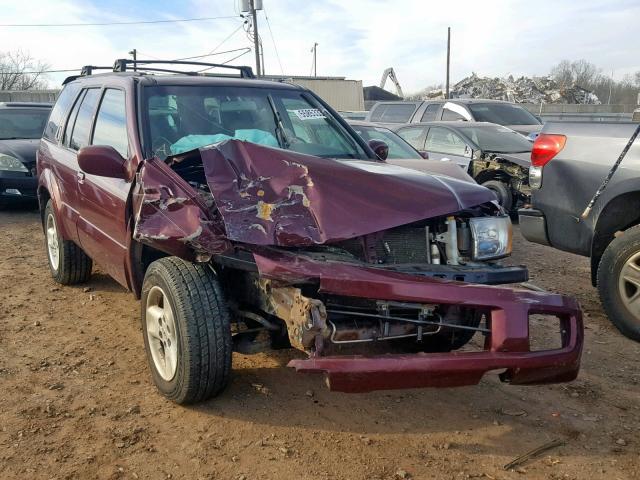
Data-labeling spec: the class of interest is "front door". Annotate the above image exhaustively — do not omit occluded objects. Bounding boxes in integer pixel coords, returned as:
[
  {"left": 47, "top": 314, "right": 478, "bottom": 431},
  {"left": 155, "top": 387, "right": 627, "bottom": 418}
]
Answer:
[
  {"left": 424, "top": 126, "right": 472, "bottom": 170},
  {"left": 74, "top": 88, "right": 131, "bottom": 287}
]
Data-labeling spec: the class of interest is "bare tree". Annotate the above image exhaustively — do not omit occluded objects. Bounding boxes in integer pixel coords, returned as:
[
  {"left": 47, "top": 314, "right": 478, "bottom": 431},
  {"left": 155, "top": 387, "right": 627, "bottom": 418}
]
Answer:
[
  {"left": 0, "top": 51, "right": 50, "bottom": 90},
  {"left": 550, "top": 59, "right": 601, "bottom": 89}
]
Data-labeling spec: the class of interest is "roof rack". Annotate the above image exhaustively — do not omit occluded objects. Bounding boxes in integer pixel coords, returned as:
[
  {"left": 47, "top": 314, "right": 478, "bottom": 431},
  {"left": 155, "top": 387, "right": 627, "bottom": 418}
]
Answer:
[{"left": 64, "top": 59, "right": 256, "bottom": 84}]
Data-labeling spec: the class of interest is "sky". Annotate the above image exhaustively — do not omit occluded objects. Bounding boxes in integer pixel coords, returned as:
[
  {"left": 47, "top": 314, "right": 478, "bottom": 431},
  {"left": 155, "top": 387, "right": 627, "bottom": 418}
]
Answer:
[{"left": 1, "top": 0, "right": 639, "bottom": 93}]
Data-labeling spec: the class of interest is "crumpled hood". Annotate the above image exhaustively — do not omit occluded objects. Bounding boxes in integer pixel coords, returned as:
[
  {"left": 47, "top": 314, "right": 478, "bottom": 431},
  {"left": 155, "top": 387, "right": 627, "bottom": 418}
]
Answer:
[{"left": 195, "top": 140, "right": 495, "bottom": 246}]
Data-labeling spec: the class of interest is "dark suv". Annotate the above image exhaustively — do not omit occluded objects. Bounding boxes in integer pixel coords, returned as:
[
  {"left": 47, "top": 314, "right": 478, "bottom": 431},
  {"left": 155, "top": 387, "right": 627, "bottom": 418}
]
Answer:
[
  {"left": 0, "top": 102, "right": 51, "bottom": 206},
  {"left": 37, "top": 60, "right": 582, "bottom": 404}
]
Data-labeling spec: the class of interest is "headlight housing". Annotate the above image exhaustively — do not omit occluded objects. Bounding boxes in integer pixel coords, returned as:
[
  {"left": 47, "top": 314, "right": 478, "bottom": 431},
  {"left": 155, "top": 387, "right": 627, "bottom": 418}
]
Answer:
[
  {"left": 0, "top": 154, "right": 28, "bottom": 173},
  {"left": 469, "top": 215, "right": 512, "bottom": 260}
]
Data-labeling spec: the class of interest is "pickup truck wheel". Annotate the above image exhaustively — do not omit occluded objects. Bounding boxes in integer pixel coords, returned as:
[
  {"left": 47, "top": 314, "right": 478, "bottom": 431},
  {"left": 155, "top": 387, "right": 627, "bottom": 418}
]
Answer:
[
  {"left": 44, "top": 200, "right": 92, "bottom": 285},
  {"left": 141, "top": 257, "right": 232, "bottom": 404},
  {"left": 598, "top": 225, "right": 640, "bottom": 341},
  {"left": 481, "top": 180, "right": 513, "bottom": 212}
]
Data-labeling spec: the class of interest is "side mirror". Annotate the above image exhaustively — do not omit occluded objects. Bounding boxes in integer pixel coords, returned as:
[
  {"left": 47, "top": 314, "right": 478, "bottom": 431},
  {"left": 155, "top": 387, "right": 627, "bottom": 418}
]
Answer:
[
  {"left": 368, "top": 139, "right": 389, "bottom": 161},
  {"left": 418, "top": 150, "right": 429, "bottom": 159},
  {"left": 78, "top": 145, "right": 128, "bottom": 179},
  {"left": 464, "top": 145, "right": 473, "bottom": 158}
]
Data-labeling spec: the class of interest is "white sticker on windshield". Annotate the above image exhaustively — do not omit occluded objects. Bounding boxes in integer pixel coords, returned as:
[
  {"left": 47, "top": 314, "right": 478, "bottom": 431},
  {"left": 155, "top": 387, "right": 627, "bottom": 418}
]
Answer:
[{"left": 292, "top": 108, "right": 325, "bottom": 120}]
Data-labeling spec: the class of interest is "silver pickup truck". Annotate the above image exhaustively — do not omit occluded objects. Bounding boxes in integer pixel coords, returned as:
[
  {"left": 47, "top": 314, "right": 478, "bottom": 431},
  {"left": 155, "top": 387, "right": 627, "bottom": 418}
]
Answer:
[{"left": 519, "top": 121, "right": 640, "bottom": 341}]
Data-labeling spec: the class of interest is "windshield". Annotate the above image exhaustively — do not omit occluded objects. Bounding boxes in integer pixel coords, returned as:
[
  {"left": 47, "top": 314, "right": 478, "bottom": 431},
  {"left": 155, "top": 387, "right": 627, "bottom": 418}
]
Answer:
[
  {"left": 458, "top": 125, "right": 532, "bottom": 153},
  {"left": 142, "top": 85, "right": 368, "bottom": 160},
  {"left": 468, "top": 103, "right": 541, "bottom": 126},
  {"left": 350, "top": 124, "right": 421, "bottom": 159},
  {"left": 0, "top": 109, "right": 51, "bottom": 140}
]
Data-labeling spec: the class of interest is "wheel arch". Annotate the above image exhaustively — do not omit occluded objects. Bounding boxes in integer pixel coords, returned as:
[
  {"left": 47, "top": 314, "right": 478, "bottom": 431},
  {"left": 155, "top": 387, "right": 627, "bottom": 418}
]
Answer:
[{"left": 591, "top": 191, "right": 640, "bottom": 285}]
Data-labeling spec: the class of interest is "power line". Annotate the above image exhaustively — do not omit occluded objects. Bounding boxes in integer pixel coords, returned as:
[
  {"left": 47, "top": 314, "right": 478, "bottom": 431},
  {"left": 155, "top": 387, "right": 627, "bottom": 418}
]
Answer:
[
  {"left": 263, "top": 8, "right": 284, "bottom": 75},
  {"left": 175, "top": 47, "right": 251, "bottom": 61},
  {"left": 0, "top": 15, "right": 238, "bottom": 28}
]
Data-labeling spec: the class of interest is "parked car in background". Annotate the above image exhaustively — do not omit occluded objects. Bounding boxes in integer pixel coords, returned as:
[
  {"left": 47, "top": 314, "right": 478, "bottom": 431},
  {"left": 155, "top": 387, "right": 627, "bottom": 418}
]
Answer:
[
  {"left": 394, "top": 121, "right": 532, "bottom": 211},
  {"left": 366, "top": 99, "right": 543, "bottom": 138},
  {"left": 519, "top": 122, "right": 640, "bottom": 341},
  {"left": 348, "top": 120, "right": 428, "bottom": 159},
  {"left": 0, "top": 102, "right": 52, "bottom": 207},
  {"left": 348, "top": 119, "right": 481, "bottom": 184},
  {"left": 37, "top": 59, "right": 582, "bottom": 404}
]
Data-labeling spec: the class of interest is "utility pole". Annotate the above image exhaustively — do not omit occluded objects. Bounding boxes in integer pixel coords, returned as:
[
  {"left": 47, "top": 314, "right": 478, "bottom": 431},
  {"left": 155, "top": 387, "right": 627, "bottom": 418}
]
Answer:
[
  {"left": 129, "top": 48, "right": 137, "bottom": 71},
  {"left": 445, "top": 27, "right": 450, "bottom": 99},
  {"left": 250, "top": 0, "right": 261, "bottom": 76},
  {"left": 311, "top": 42, "right": 318, "bottom": 77}
]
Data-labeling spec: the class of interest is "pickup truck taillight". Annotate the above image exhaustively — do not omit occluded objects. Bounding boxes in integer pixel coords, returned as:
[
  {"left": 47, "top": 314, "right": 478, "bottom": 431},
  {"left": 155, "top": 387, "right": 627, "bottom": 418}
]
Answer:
[
  {"left": 529, "top": 134, "right": 566, "bottom": 189},
  {"left": 531, "top": 134, "right": 566, "bottom": 167}
]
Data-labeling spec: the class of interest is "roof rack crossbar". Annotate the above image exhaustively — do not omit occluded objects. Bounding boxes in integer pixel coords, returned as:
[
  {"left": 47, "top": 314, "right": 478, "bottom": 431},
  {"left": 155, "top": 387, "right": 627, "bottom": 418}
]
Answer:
[{"left": 113, "top": 59, "right": 255, "bottom": 78}]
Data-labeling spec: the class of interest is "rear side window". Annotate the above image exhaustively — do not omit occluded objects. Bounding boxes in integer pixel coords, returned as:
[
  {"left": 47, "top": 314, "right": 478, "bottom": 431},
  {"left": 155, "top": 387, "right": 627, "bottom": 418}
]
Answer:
[
  {"left": 92, "top": 89, "right": 128, "bottom": 158},
  {"left": 441, "top": 108, "right": 467, "bottom": 121},
  {"left": 396, "top": 126, "right": 427, "bottom": 150},
  {"left": 69, "top": 89, "right": 101, "bottom": 151},
  {"left": 43, "top": 84, "right": 80, "bottom": 141},
  {"left": 420, "top": 103, "right": 440, "bottom": 122},
  {"left": 370, "top": 104, "right": 416, "bottom": 123}
]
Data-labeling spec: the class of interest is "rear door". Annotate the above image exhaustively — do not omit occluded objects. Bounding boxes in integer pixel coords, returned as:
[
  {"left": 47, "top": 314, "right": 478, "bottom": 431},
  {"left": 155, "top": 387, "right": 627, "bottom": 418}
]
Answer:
[
  {"left": 39, "top": 84, "right": 82, "bottom": 242},
  {"left": 424, "top": 126, "right": 472, "bottom": 169},
  {"left": 75, "top": 88, "right": 131, "bottom": 287}
]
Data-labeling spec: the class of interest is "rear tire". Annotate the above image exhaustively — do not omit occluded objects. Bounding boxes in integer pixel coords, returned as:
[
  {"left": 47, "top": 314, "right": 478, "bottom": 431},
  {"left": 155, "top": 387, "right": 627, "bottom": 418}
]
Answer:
[
  {"left": 141, "top": 257, "right": 232, "bottom": 404},
  {"left": 44, "top": 200, "right": 92, "bottom": 285},
  {"left": 481, "top": 180, "right": 513, "bottom": 212},
  {"left": 597, "top": 225, "right": 640, "bottom": 341}
]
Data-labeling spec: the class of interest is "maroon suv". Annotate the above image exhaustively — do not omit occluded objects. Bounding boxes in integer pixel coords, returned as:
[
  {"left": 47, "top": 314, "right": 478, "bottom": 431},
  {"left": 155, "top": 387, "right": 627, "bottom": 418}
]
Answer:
[{"left": 37, "top": 60, "right": 583, "bottom": 404}]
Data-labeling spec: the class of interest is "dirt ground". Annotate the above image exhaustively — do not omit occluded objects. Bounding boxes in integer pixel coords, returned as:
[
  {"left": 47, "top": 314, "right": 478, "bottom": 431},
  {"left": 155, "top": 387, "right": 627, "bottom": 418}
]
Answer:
[{"left": 1, "top": 206, "right": 639, "bottom": 480}]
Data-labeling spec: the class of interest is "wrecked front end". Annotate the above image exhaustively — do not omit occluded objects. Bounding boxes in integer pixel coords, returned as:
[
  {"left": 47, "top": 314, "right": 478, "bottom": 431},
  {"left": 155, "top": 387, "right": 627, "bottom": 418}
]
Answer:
[{"left": 132, "top": 140, "right": 583, "bottom": 392}]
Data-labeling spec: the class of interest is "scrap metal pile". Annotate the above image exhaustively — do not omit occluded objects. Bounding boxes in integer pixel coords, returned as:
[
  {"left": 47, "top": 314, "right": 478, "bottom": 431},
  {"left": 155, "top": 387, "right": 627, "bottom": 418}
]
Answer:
[{"left": 422, "top": 73, "right": 601, "bottom": 104}]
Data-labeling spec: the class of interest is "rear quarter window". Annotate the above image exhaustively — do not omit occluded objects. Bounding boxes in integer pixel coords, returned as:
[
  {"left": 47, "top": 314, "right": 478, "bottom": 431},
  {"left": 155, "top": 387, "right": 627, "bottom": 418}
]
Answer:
[{"left": 43, "top": 84, "right": 80, "bottom": 142}]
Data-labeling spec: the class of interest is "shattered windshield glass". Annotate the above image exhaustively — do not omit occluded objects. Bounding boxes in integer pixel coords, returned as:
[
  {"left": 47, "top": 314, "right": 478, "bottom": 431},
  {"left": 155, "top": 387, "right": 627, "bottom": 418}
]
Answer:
[
  {"left": 0, "top": 109, "right": 50, "bottom": 140},
  {"left": 350, "top": 124, "right": 421, "bottom": 159},
  {"left": 143, "top": 85, "right": 367, "bottom": 160},
  {"left": 458, "top": 125, "right": 533, "bottom": 153},
  {"left": 468, "top": 103, "right": 541, "bottom": 126}
]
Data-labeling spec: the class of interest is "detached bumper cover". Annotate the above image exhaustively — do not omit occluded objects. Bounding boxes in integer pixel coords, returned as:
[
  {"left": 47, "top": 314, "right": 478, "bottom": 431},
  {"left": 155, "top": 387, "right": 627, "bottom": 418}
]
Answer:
[{"left": 253, "top": 250, "right": 583, "bottom": 393}]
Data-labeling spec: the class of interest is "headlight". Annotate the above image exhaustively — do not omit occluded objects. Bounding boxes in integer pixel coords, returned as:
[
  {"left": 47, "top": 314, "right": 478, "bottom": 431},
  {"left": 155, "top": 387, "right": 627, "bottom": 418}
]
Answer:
[
  {"left": 0, "top": 154, "right": 28, "bottom": 173},
  {"left": 469, "top": 215, "right": 512, "bottom": 260}
]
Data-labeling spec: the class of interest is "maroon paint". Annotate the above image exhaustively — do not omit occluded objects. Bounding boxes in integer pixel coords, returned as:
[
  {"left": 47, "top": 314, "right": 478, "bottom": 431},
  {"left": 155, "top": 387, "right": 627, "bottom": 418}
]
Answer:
[
  {"left": 133, "top": 156, "right": 230, "bottom": 259},
  {"left": 195, "top": 140, "right": 496, "bottom": 246},
  {"left": 253, "top": 249, "right": 582, "bottom": 392}
]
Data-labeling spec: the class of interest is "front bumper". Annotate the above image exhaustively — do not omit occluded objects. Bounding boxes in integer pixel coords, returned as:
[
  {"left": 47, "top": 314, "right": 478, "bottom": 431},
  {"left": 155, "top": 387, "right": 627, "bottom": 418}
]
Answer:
[
  {"left": 518, "top": 208, "right": 550, "bottom": 246},
  {"left": 254, "top": 250, "right": 583, "bottom": 393},
  {"left": 0, "top": 172, "right": 37, "bottom": 202}
]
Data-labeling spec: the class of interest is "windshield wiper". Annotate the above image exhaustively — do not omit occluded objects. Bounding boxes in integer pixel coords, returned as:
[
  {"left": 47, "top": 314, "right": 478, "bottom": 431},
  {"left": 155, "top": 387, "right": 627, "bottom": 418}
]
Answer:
[{"left": 266, "top": 94, "right": 290, "bottom": 149}]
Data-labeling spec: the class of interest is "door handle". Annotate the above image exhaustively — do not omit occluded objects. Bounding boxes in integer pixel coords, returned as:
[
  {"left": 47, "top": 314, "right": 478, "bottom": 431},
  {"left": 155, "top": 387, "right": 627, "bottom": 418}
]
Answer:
[{"left": 77, "top": 171, "right": 85, "bottom": 184}]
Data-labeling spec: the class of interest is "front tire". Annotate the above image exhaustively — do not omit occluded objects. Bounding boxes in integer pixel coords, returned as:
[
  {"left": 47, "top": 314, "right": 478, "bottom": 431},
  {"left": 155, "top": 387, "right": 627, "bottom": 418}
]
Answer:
[
  {"left": 141, "top": 257, "right": 232, "bottom": 404},
  {"left": 598, "top": 225, "right": 640, "bottom": 341},
  {"left": 43, "top": 200, "right": 92, "bottom": 284},
  {"left": 481, "top": 180, "right": 513, "bottom": 212}
]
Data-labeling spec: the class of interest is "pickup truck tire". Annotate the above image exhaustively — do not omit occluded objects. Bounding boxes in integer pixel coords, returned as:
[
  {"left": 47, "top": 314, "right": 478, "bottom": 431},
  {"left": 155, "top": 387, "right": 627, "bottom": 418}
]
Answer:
[
  {"left": 481, "top": 180, "right": 513, "bottom": 212},
  {"left": 44, "top": 200, "right": 92, "bottom": 285},
  {"left": 141, "top": 257, "right": 232, "bottom": 404},
  {"left": 597, "top": 225, "right": 640, "bottom": 341}
]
